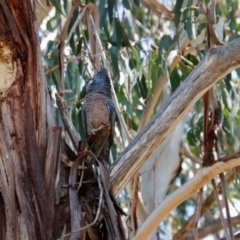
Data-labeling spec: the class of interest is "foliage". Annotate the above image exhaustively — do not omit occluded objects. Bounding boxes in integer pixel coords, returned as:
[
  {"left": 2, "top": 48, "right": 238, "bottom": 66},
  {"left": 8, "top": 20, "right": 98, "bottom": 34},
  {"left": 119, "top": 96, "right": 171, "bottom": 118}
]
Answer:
[{"left": 41, "top": 0, "right": 240, "bottom": 239}]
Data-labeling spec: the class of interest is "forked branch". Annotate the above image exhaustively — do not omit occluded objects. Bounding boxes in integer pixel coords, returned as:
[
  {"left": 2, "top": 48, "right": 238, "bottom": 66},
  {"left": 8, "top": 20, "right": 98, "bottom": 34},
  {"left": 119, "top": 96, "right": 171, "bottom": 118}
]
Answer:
[
  {"left": 133, "top": 152, "right": 240, "bottom": 240},
  {"left": 111, "top": 38, "right": 240, "bottom": 196}
]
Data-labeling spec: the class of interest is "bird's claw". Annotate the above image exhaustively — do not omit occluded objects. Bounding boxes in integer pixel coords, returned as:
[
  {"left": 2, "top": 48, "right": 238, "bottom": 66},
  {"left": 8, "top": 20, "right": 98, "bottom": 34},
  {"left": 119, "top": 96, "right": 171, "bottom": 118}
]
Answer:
[{"left": 91, "top": 125, "right": 104, "bottom": 135}]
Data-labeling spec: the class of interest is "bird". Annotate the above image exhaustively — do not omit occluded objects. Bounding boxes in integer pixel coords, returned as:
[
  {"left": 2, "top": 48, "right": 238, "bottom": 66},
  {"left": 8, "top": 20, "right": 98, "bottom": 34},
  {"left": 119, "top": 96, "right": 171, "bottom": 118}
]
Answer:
[
  {"left": 82, "top": 69, "right": 126, "bottom": 239},
  {"left": 82, "top": 68, "right": 116, "bottom": 164}
]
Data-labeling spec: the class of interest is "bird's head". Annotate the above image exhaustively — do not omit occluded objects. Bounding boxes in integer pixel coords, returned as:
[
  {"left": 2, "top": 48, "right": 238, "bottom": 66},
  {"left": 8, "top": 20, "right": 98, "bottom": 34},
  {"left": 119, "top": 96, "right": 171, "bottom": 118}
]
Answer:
[{"left": 86, "top": 68, "right": 111, "bottom": 96}]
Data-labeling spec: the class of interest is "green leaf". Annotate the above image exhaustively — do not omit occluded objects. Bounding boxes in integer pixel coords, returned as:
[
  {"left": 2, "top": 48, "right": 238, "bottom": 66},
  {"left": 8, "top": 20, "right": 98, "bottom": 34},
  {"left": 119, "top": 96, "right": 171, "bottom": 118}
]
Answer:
[
  {"left": 136, "top": 75, "right": 148, "bottom": 100},
  {"left": 174, "top": 0, "right": 183, "bottom": 28},
  {"left": 46, "top": 17, "right": 57, "bottom": 32},
  {"left": 178, "top": 61, "right": 191, "bottom": 79},
  {"left": 170, "top": 67, "right": 182, "bottom": 93},
  {"left": 123, "top": 0, "right": 131, "bottom": 10},
  {"left": 78, "top": 109, "right": 85, "bottom": 139},
  {"left": 52, "top": 70, "right": 60, "bottom": 91},
  {"left": 183, "top": 8, "right": 194, "bottom": 40},
  {"left": 109, "top": 46, "right": 119, "bottom": 76},
  {"left": 45, "top": 40, "right": 55, "bottom": 55},
  {"left": 49, "top": 0, "right": 64, "bottom": 15},
  {"left": 158, "top": 35, "right": 175, "bottom": 64},
  {"left": 134, "top": 0, "right": 140, "bottom": 7},
  {"left": 119, "top": 86, "right": 133, "bottom": 118},
  {"left": 187, "top": 129, "right": 197, "bottom": 147},
  {"left": 114, "top": 19, "right": 131, "bottom": 47},
  {"left": 108, "top": 0, "right": 114, "bottom": 23}
]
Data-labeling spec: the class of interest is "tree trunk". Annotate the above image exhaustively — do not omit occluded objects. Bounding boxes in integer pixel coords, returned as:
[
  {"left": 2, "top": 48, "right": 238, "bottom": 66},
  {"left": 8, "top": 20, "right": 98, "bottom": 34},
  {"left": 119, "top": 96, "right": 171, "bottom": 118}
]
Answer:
[{"left": 0, "top": 0, "right": 56, "bottom": 239}]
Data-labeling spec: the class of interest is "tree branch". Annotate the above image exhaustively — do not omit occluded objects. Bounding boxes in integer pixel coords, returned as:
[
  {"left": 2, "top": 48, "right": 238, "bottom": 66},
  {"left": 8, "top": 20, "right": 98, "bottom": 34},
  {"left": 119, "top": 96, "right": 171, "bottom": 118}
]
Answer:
[
  {"left": 133, "top": 152, "right": 240, "bottom": 239},
  {"left": 55, "top": 93, "right": 81, "bottom": 149},
  {"left": 111, "top": 38, "right": 240, "bottom": 196},
  {"left": 173, "top": 166, "right": 240, "bottom": 240},
  {"left": 140, "top": 0, "right": 174, "bottom": 20},
  {"left": 185, "top": 215, "right": 240, "bottom": 240}
]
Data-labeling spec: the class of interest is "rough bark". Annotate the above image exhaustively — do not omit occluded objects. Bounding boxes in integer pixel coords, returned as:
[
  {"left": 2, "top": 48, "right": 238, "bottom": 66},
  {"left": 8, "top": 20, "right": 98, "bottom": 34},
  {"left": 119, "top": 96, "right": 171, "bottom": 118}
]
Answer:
[{"left": 0, "top": 0, "right": 56, "bottom": 239}]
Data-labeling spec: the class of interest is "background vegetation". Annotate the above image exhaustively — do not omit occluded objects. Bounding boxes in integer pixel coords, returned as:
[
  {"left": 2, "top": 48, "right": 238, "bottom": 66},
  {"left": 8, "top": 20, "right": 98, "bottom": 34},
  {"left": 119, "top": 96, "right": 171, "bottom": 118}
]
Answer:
[{"left": 39, "top": 0, "right": 240, "bottom": 239}]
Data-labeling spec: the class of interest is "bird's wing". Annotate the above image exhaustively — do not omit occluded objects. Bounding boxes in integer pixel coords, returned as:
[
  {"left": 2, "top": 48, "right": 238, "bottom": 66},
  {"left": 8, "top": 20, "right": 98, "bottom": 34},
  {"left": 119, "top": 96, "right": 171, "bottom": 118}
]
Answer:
[
  {"left": 108, "top": 99, "right": 116, "bottom": 147},
  {"left": 82, "top": 104, "right": 88, "bottom": 138}
]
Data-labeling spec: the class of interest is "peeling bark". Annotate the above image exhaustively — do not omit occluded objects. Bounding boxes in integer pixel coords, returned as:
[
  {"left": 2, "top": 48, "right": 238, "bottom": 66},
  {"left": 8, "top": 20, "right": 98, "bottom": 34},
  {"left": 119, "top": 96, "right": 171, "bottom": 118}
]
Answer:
[{"left": 0, "top": 0, "right": 55, "bottom": 239}]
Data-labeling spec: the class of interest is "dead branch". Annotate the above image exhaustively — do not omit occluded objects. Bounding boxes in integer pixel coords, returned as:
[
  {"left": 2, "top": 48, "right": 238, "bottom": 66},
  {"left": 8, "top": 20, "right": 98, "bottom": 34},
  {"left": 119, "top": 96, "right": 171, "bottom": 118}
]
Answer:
[
  {"left": 181, "top": 143, "right": 202, "bottom": 164},
  {"left": 129, "top": 173, "right": 140, "bottom": 238},
  {"left": 55, "top": 93, "right": 81, "bottom": 149},
  {"left": 173, "top": 166, "right": 240, "bottom": 240},
  {"left": 140, "top": 0, "right": 174, "bottom": 20},
  {"left": 210, "top": 179, "right": 230, "bottom": 240},
  {"left": 194, "top": 188, "right": 203, "bottom": 240},
  {"left": 185, "top": 215, "right": 240, "bottom": 240},
  {"left": 133, "top": 152, "right": 240, "bottom": 240},
  {"left": 111, "top": 38, "right": 240, "bottom": 197},
  {"left": 58, "top": 174, "right": 103, "bottom": 240},
  {"left": 68, "top": 156, "right": 83, "bottom": 240}
]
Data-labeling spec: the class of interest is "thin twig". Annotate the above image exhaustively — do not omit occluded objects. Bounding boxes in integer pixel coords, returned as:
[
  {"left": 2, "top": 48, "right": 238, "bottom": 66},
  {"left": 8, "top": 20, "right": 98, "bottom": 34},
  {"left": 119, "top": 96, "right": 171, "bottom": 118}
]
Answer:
[
  {"left": 181, "top": 143, "right": 202, "bottom": 164},
  {"left": 216, "top": 141, "right": 234, "bottom": 239},
  {"left": 130, "top": 173, "right": 140, "bottom": 236},
  {"left": 77, "top": 160, "right": 85, "bottom": 192},
  {"left": 194, "top": 188, "right": 203, "bottom": 240},
  {"left": 55, "top": 93, "right": 81, "bottom": 149},
  {"left": 61, "top": 180, "right": 96, "bottom": 188},
  {"left": 45, "top": 55, "right": 84, "bottom": 76},
  {"left": 61, "top": 157, "right": 87, "bottom": 169},
  {"left": 185, "top": 216, "right": 240, "bottom": 240},
  {"left": 181, "top": 55, "right": 195, "bottom": 69},
  {"left": 173, "top": 166, "right": 240, "bottom": 240},
  {"left": 211, "top": 178, "right": 231, "bottom": 240}
]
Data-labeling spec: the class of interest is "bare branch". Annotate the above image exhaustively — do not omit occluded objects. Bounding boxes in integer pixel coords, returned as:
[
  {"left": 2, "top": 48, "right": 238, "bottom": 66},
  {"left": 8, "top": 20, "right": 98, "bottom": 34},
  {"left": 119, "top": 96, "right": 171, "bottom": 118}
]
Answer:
[
  {"left": 194, "top": 188, "right": 203, "bottom": 240},
  {"left": 173, "top": 166, "right": 240, "bottom": 240},
  {"left": 68, "top": 156, "right": 83, "bottom": 240},
  {"left": 140, "top": 0, "right": 174, "bottom": 20},
  {"left": 111, "top": 38, "right": 240, "bottom": 196},
  {"left": 133, "top": 152, "right": 240, "bottom": 239},
  {"left": 45, "top": 55, "right": 83, "bottom": 76},
  {"left": 181, "top": 144, "right": 202, "bottom": 164},
  {"left": 211, "top": 179, "right": 230, "bottom": 240},
  {"left": 58, "top": 175, "right": 103, "bottom": 240},
  {"left": 185, "top": 216, "right": 240, "bottom": 240},
  {"left": 55, "top": 94, "right": 81, "bottom": 149}
]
